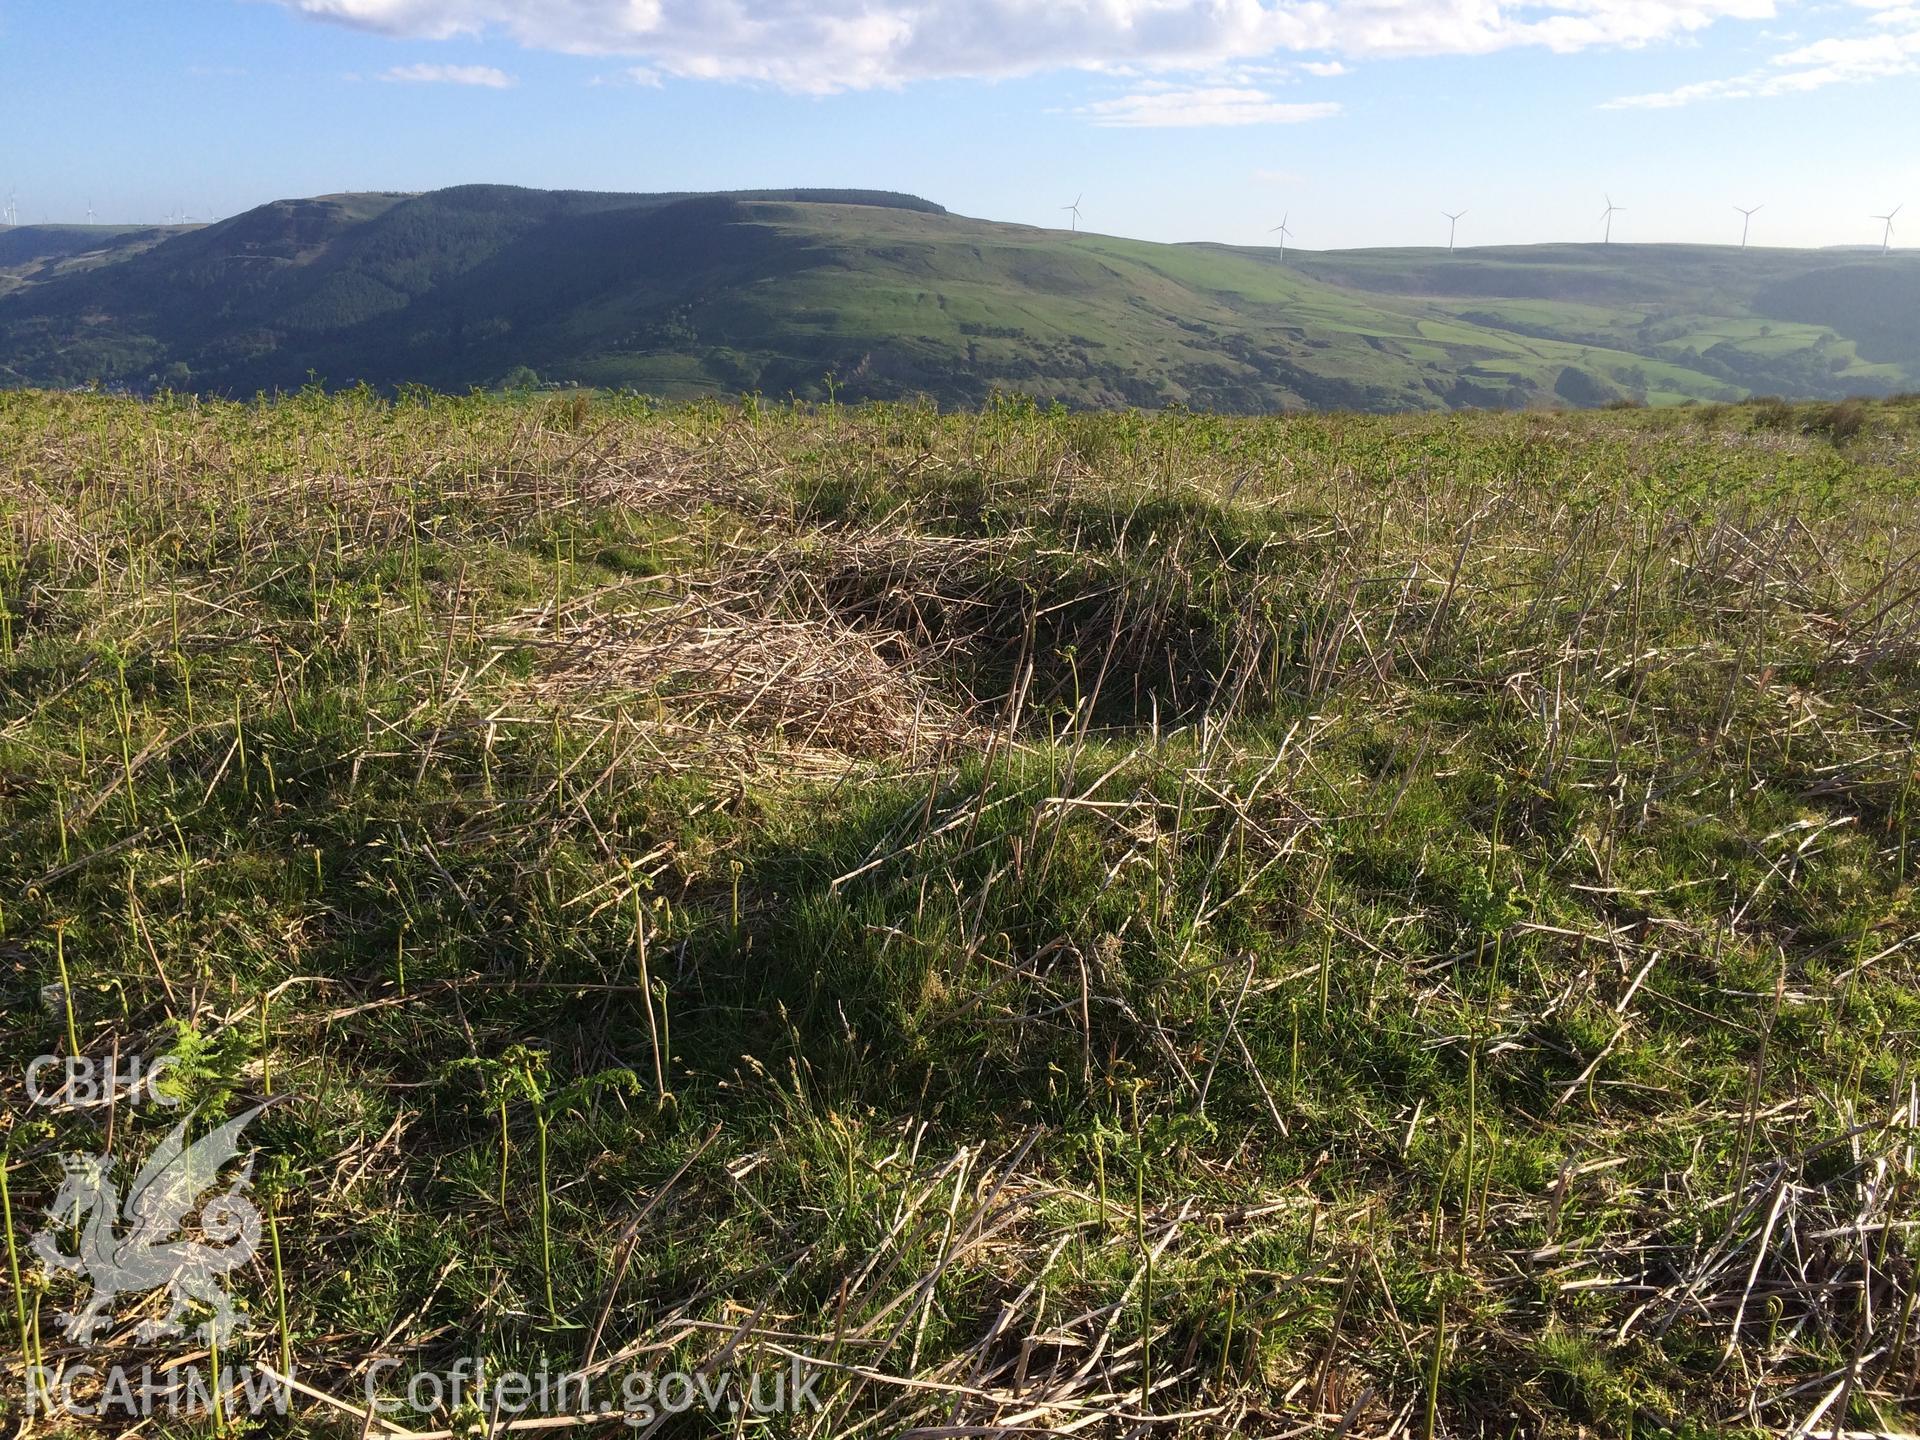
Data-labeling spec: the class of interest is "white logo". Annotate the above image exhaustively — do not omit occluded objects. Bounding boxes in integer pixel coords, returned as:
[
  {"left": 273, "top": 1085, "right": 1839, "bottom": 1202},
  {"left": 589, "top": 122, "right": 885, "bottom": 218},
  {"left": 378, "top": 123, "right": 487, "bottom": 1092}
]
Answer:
[
  {"left": 32, "top": 1106, "right": 266, "bottom": 1346},
  {"left": 25, "top": 1055, "right": 181, "bottom": 1109}
]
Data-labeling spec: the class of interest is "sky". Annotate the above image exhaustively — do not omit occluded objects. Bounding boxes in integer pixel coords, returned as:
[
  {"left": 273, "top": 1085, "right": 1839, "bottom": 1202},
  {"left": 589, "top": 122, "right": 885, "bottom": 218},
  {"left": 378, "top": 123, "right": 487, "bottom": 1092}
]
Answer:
[{"left": 0, "top": 0, "right": 1914, "bottom": 251}]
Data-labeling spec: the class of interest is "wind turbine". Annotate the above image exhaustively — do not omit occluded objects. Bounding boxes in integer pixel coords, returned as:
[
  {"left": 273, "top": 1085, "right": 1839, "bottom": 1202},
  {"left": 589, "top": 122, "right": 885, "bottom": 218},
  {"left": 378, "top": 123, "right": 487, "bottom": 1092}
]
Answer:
[
  {"left": 1734, "top": 204, "right": 1762, "bottom": 248},
  {"left": 86, "top": 200, "right": 96, "bottom": 225},
  {"left": 1269, "top": 212, "right": 1294, "bottom": 262},
  {"left": 1061, "top": 194, "right": 1084, "bottom": 234},
  {"left": 1600, "top": 195, "right": 1623, "bottom": 245},
  {"left": 1873, "top": 205, "right": 1902, "bottom": 255},
  {"left": 1443, "top": 209, "right": 1466, "bottom": 253}
]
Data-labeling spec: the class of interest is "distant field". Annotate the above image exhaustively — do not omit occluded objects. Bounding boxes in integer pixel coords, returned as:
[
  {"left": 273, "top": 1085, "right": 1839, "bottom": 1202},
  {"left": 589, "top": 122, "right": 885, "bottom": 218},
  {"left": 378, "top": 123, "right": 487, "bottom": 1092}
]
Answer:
[
  {"left": 3, "top": 390, "right": 1918, "bottom": 1437},
  {"left": 0, "top": 224, "right": 193, "bottom": 301}
]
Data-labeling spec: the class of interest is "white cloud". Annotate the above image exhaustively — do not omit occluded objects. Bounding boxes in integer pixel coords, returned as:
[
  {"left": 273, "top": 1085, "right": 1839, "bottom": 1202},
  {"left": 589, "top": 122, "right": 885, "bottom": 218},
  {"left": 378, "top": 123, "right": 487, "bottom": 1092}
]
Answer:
[
  {"left": 1301, "top": 59, "right": 1350, "bottom": 75},
  {"left": 286, "top": 0, "right": 1779, "bottom": 94},
  {"left": 1081, "top": 86, "right": 1341, "bottom": 126},
  {"left": 586, "top": 66, "right": 663, "bottom": 86},
  {"left": 1605, "top": 20, "right": 1920, "bottom": 104},
  {"left": 380, "top": 61, "right": 517, "bottom": 86}
]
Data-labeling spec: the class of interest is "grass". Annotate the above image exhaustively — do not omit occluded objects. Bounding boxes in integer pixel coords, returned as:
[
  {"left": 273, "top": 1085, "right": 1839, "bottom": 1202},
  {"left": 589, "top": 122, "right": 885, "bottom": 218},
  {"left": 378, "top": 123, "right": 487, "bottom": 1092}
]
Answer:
[{"left": 1, "top": 387, "right": 1918, "bottom": 1437}]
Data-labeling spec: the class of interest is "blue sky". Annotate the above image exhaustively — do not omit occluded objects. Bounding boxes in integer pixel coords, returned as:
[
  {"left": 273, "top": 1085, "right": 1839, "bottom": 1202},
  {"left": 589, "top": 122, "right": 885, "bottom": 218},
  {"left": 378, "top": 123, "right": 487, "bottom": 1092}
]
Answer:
[{"left": 1, "top": 0, "right": 1914, "bottom": 250}]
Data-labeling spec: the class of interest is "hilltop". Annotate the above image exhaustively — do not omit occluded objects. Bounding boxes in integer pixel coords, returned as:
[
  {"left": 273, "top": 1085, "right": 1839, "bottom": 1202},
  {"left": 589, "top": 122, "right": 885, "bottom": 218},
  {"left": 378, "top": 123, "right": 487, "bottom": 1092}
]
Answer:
[{"left": 2, "top": 184, "right": 1917, "bottom": 408}]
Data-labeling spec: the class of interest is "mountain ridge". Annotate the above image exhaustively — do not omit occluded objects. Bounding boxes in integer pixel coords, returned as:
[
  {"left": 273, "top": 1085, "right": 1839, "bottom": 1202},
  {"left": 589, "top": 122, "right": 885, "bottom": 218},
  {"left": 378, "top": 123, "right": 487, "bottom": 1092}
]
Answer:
[{"left": 4, "top": 185, "right": 1916, "bottom": 410}]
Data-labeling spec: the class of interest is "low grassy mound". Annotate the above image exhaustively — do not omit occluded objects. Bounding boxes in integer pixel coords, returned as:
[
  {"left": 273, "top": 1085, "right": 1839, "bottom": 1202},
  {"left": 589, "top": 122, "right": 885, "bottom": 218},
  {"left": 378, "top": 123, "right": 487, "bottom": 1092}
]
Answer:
[{"left": 2, "top": 390, "right": 1919, "bottom": 1437}]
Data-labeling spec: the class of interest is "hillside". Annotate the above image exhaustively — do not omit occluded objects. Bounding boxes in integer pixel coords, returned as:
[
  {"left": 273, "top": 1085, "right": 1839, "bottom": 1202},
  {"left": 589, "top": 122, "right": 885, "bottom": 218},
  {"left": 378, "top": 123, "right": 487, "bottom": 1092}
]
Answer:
[
  {"left": 2, "top": 185, "right": 1917, "bottom": 408},
  {"left": 1288, "top": 243, "right": 1920, "bottom": 402},
  {"left": 3, "top": 390, "right": 1917, "bottom": 1436},
  {"left": 0, "top": 222, "right": 198, "bottom": 300}
]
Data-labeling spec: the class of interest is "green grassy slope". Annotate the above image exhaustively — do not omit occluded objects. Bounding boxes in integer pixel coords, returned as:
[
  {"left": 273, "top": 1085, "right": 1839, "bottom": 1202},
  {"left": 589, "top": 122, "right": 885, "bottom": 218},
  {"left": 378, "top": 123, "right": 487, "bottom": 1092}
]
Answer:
[
  {"left": 3, "top": 187, "right": 1917, "bottom": 409},
  {"left": 0, "top": 224, "right": 161, "bottom": 268},
  {"left": 2, "top": 391, "right": 1917, "bottom": 1437},
  {"left": 0, "top": 223, "right": 198, "bottom": 305},
  {"left": 1288, "top": 243, "right": 1914, "bottom": 403}
]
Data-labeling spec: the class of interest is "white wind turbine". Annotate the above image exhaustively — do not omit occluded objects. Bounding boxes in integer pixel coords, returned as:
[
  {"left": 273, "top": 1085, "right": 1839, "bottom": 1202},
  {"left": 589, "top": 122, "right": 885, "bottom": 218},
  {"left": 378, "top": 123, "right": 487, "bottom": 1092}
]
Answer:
[
  {"left": 1270, "top": 212, "right": 1294, "bottom": 261},
  {"left": 1734, "top": 204, "right": 1762, "bottom": 248},
  {"left": 1443, "top": 208, "right": 1466, "bottom": 252},
  {"left": 1600, "top": 195, "right": 1623, "bottom": 244},
  {"left": 1062, "top": 193, "right": 1084, "bottom": 234},
  {"left": 1874, "top": 205, "right": 1902, "bottom": 255}
]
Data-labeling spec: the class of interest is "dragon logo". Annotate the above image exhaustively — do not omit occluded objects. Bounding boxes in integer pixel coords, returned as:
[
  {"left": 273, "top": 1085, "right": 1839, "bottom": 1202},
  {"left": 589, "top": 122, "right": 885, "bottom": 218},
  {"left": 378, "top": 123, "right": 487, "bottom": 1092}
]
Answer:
[{"left": 31, "top": 1106, "right": 266, "bottom": 1345}]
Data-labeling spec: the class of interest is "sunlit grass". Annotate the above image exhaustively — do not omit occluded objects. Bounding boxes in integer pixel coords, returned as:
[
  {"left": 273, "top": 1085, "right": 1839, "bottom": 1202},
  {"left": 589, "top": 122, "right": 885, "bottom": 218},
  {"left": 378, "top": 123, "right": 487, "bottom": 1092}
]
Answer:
[{"left": 1, "top": 387, "right": 1917, "bottom": 1437}]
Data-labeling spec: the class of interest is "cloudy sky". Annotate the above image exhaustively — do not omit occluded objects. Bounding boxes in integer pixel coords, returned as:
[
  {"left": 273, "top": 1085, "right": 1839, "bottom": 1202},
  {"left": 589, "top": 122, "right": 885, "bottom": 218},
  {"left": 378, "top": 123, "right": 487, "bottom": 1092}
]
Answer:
[{"left": 1, "top": 0, "right": 1913, "bottom": 248}]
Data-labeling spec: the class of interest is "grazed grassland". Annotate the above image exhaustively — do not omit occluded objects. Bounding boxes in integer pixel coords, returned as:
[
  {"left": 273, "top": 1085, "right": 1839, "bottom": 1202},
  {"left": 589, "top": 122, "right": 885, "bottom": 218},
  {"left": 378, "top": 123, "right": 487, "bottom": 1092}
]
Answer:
[{"left": 3, "top": 390, "right": 1919, "bottom": 1438}]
